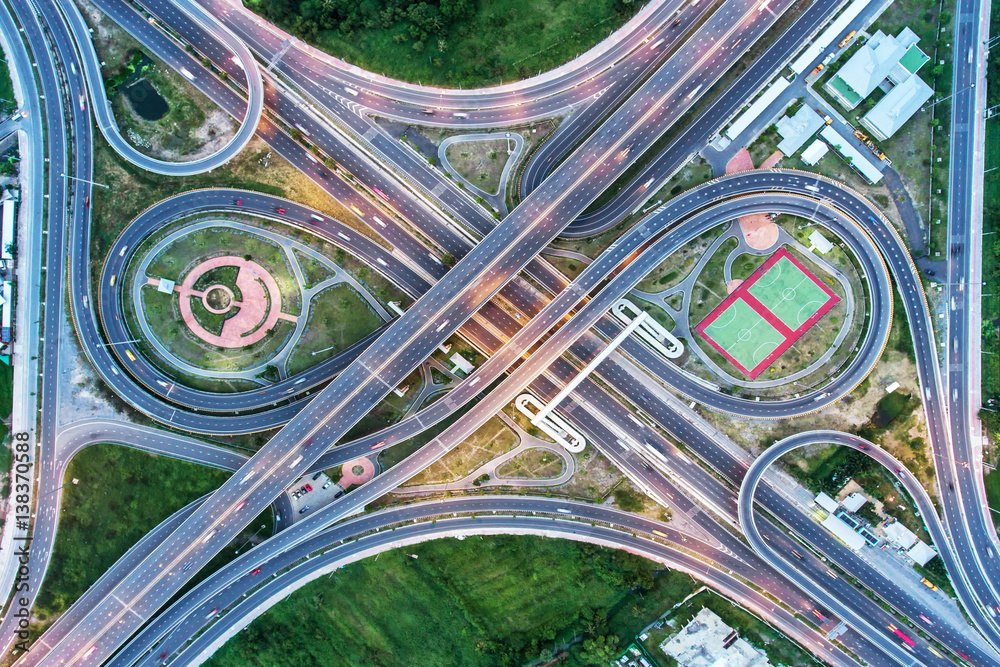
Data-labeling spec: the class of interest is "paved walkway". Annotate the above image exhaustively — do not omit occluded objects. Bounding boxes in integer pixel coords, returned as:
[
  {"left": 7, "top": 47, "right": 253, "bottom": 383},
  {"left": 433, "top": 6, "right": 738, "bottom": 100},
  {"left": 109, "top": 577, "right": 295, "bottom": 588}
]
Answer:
[
  {"left": 172, "top": 256, "right": 294, "bottom": 348},
  {"left": 132, "top": 218, "right": 388, "bottom": 381}
]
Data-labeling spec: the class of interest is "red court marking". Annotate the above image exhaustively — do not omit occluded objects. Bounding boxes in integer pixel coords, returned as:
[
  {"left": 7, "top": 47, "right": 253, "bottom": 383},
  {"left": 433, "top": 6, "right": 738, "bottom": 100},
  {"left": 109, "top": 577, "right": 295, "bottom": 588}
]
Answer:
[{"left": 695, "top": 248, "right": 840, "bottom": 379}]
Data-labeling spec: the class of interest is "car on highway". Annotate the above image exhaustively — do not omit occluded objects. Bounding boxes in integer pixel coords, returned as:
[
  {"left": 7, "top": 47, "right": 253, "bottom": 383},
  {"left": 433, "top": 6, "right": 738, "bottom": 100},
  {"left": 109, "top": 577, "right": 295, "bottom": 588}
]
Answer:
[
  {"left": 251, "top": 568, "right": 261, "bottom": 576},
  {"left": 83, "top": 196, "right": 89, "bottom": 208},
  {"left": 299, "top": 505, "right": 310, "bottom": 514},
  {"left": 350, "top": 204, "right": 365, "bottom": 217},
  {"left": 275, "top": 207, "right": 286, "bottom": 214},
  {"left": 183, "top": 561, "right": 193, "bottom": 571},
  {"left": 235, "top": 199, "right": 243, "bottom": 206},
  {"left": 371, "top": 441, "right": 385, "bottom": 449}
]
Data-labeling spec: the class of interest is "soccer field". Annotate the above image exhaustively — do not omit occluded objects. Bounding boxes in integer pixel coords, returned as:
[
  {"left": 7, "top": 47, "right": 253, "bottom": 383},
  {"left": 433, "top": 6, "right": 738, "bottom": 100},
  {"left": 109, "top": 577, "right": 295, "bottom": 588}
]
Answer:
[
  {"left": 696, "top": 248, "right": 840, "bottom": 379},
  {"left": 699, "top": 300, "right": 785, "bottom": 374},
  {"left": 748, "top": 255, "right": 832, "bottom": 330}
]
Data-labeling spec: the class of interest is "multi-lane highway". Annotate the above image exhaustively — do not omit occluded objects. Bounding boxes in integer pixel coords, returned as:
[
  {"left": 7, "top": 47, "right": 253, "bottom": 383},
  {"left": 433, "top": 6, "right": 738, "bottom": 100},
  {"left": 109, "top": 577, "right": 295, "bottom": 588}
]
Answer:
[{"left": 2, "top": 0, "right": 997, "bottom": 663}]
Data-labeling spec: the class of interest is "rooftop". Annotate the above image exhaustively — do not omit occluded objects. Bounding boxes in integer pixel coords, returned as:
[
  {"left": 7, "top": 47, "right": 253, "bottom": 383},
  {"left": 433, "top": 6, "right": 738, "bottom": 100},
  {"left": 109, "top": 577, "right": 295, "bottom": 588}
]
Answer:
[
  {"left": 861, "top": 74, "right": 933, "bottom": 140},
  {"left": 660, "top": 608, "right": 771, "bottom": 667},
  {"left": 776, "top": 105, "right": 825, "bottom": 155},
  {"left": 826, "top": 28, "right": 922, "bottom": 108}
]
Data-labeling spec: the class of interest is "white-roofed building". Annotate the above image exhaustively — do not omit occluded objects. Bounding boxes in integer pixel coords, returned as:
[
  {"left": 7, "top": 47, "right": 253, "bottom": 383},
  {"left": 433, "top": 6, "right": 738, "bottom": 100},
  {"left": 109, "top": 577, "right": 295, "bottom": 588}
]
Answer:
[
  {"left": 800, "top": 139, "right": 829, "bottom": 166},
  {"left": 776, "top": 105, "right": 825, "bottom": 155},
  {"left": 825, "top": 28, "right": 921, "bottom": 108},
  {"left": 1, "top": 195, "right": 14, "bottom": 261},
  {"left": 883, "top": 520, "right": 918, "bottom": 549},
  {"left": 1, "top": 281, "right": 10, "bottom": 343},
  {"left": 450, "top": 352, "right": 474, "bottom": 376},
  {"left": 841, "top": 492, "right": 867, "bottom": 513},
  {"left": 660, "top": 607, "right": 771, "bottom": 667},
  {"left": 809, "top": 230, "right": 834, "bottom": 254},
  {"left": 815, "top": 491, "right": 839, "bottom": 513},
  {"left": 789, "top": 0, "right": 879, "bottom": 74},
  {"left": 822, "top": 514, "right": 866, "bottom": 551},
  {"left": 724, "top": 79, "right": 791, "bottom": 140},
  {"left": 907, "top": 541, "right": 937, "bottom": 566},
  {"left": 820, "top": 126, "right": 884, "bottom": 183},
  {"left": 861, "top": 74, "right": 933, "bottom": 140}
]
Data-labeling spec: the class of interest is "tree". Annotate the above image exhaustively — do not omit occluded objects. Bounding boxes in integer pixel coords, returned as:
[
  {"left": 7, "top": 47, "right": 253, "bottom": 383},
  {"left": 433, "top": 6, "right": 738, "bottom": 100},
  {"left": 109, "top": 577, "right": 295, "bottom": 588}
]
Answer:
[
  {"left": 427, "top": 156, "right": 439, "bottom": 166},
  {"left": 578, "top": 635, "right": 619, "bottom": 665},
  {"left": 441, "top": 252, "right": 456, "bottom": 267}
]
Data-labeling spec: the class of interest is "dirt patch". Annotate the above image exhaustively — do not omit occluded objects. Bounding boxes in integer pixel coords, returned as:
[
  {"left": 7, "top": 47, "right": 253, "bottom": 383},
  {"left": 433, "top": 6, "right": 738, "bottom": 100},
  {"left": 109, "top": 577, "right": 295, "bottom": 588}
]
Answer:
[
  {"left": 760, "top": 150, "right": 784, "bottom": 170},
  {"left": 496, "top": 448, "right": 565, "bottom": 480},
  {"left": 556, "top": 450, "right": 625, "bottom": 501},
  {"left": 738, "top": 214, "right": 779, "bottom": 250},
  {"left": 444, "top": 138, "right": 511, "bottom": 195},
  {"left": 726, "top": 147, "right": 755, "bottom": 174},
  {"left": 404, "top": 417, "right": 518, "bottom": 485}
]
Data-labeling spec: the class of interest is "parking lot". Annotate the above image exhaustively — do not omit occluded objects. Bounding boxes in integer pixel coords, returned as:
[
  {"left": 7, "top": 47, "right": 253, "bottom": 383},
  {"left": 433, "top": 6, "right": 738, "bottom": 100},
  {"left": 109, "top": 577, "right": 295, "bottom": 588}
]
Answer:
[{"left": 286, "top": 471, "right": 344, "bottom": 522}]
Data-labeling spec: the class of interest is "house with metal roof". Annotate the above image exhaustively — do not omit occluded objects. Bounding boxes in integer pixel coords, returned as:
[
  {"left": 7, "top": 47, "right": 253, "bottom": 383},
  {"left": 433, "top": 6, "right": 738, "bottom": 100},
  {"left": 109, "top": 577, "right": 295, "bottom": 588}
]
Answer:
[
  {"left": 825, "top": 28, "right": 922, "bottom": 108},
  {"left": 861, "top": 73, "right": 934, "bottom": 140},
  {"left": 776, "top": 105, "right": 825, "bottom": 155}
]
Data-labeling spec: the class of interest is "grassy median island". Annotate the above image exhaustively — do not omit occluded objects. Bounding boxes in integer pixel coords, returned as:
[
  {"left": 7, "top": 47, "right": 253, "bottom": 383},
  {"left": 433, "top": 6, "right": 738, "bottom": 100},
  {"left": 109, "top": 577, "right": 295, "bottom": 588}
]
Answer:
[
  {"left": 246, "top": 0, "right": 643, "bottom": 87},
  {"left": 33, "top": 445, "right": 230, "bottom": 623},
  {"left": 208, "top": 535, "right": 700, "bottom": 667},
  {"left": 285, "top": 283, "right": 384, "bottom": 375},
  {"left": 76, "top": 0, "right": 237, "bottom": 161}
]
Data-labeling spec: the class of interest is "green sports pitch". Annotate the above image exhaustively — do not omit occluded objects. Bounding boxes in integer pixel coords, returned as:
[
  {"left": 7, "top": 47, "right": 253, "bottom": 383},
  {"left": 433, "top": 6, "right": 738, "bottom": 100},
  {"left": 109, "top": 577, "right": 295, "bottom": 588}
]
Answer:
[{"left": 695, "top": 248, "right": 840, "bottom": 379}]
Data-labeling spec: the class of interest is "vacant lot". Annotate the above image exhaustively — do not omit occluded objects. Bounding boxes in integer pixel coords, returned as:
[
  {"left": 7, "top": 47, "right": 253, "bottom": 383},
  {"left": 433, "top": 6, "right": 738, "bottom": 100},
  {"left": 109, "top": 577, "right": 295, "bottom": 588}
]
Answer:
[
  {"left": 497, "top": 448, "right": 565, "bottom": 479},
  {"left": 207, "top": 535, "right": 697, "bottom": 667},
  {"left": 445, "top": 139, "right": 511, "bottom": 194},
  {"left": 404, "top": 416, "right": 517, "bottom": 485}
]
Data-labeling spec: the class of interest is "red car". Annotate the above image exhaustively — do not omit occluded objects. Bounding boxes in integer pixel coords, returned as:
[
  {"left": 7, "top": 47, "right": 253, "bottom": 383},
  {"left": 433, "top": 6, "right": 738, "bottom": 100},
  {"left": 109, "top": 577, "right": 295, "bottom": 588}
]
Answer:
[
  {"left": 304, "top": 484, "right": 312, "bottom": 492},
  {"left": 235, "top": 200, "right": 243, "bottom": 205},
  {"left": 236, "top": 500, "right": 247, "bottom": 510},
  {"left": 275, "top": 207, "right": 286, "bottom": 214},
  {"left": 371, "top": 441, "right": 385, "bottom": 450},
  {"left": 251, "top": 568, "right": 261, "bottom": 576}
]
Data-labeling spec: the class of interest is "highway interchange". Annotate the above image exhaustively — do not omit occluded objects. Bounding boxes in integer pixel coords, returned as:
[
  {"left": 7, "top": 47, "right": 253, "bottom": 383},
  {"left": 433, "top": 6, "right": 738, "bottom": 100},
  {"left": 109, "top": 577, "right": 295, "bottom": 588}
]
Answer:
[{"left": 0, "top": 0, "right": 995, "bottom": 664}]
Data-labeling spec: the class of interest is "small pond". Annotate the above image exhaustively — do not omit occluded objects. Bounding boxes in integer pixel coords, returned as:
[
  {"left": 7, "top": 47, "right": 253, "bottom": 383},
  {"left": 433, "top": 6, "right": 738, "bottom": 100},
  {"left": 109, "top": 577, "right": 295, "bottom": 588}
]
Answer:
[{"left": 118, "top": 54, "right": 168, "bottom": 121}]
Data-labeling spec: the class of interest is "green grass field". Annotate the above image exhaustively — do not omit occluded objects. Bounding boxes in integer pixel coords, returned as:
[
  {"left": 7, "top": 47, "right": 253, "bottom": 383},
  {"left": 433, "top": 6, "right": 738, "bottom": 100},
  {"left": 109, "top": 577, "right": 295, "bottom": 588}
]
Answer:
[
  {"left": 207, "top": 535, "right": 698, "bottom": 667},
  {"left": 700, "top": 299, "right": 784, "bottom": 372},
  {"left": 34, "top": 445, "right": 230, "bottom": 620},
  {"left": 747, "top": 256, "right": 831, "bottom": 330},
  {"left": 286, "top": 283, "right": 384, "bottom": 375}
]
